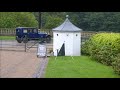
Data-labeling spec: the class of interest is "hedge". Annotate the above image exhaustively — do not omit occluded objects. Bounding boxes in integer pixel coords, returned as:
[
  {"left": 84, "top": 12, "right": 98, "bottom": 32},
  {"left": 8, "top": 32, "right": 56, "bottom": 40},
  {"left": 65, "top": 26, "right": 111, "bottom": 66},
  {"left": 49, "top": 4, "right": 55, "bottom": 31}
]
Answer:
[{"left": 82, "top": 33, "right": 120, "bottom": 74}]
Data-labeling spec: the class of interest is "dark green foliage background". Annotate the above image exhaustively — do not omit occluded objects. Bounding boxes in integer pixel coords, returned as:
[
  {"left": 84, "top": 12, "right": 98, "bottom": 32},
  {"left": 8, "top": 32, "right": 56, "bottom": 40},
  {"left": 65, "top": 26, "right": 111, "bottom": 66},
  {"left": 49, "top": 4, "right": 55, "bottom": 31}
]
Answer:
[{"left": 1, "top": 12, "right": 120, "bottom": 32}]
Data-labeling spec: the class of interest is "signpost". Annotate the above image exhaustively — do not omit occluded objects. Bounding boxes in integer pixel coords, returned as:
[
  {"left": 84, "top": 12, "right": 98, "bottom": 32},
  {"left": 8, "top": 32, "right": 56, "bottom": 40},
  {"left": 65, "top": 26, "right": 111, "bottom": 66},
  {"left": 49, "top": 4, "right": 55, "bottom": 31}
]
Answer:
[{"left": 37, "top": 44, "right": 47, "bottom": 58}]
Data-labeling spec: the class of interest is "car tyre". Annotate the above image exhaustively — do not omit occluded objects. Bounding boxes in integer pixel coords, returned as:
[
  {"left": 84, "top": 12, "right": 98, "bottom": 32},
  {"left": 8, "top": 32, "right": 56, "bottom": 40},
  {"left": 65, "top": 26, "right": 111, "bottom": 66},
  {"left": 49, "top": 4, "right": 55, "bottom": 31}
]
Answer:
[
  {"left": 16, "top": 37, "right": 22, "bottom": 43},
  {"left": 23, "top": 36, "right": 28, "bottom": 43}
]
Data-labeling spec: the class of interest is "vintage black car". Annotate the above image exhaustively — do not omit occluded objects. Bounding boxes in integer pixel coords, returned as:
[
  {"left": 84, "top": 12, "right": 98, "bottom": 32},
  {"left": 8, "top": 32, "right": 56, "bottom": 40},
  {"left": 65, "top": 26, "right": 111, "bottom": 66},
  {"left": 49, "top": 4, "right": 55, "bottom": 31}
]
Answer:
[{"left": 16, "top": 27, "right": 51, "bottom": 43}]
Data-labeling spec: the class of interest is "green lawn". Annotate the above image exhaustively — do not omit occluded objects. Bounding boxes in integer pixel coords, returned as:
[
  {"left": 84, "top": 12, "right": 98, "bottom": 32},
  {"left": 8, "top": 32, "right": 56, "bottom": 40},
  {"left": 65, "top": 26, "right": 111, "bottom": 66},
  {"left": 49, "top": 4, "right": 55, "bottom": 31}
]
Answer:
[
  {"left": 0, "top": 36, "right": 15, "bottom": 40},
  {"left": 45, "top": 56, "right": 120, "bottom": 78}
]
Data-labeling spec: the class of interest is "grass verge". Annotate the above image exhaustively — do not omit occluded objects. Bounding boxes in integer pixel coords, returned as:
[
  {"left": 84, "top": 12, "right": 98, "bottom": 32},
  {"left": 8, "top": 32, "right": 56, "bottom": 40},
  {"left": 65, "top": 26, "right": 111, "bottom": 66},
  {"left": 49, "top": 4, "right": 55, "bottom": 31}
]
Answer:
[
  {"left": 0, "top": 36, "right": 15, "bottom": 40},
  {"left": 45, "top": 56, "right": 120, "bottom": 78}
]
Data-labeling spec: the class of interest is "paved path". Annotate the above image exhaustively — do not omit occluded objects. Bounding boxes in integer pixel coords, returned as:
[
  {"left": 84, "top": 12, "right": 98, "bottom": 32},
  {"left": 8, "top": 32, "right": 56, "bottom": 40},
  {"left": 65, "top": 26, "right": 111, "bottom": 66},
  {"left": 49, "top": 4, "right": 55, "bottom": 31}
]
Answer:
[
  {"left": 0, "top": 40, "right": 53, "bottom": 52},
  {"left": 33, "top": 57, "right": 49, "bottom": 78},
  {"left": 0, "top": 40, "right": 52, "bottom": 48}
]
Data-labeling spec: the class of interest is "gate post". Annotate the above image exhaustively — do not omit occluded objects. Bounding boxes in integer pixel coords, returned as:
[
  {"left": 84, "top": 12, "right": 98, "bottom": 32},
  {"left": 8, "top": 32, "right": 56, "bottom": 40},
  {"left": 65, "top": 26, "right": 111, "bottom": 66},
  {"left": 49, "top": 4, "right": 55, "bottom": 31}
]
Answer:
[{"left": 25, "top": 42, "right": 27, "bottom": 52}]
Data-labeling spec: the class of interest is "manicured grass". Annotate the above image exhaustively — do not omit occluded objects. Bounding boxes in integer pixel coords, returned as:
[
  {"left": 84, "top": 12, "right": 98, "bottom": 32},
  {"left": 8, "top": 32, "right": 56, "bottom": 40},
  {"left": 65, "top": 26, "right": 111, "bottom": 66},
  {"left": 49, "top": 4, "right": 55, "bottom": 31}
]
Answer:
[
  {"left": 45, "top": 56, "right": 120, "bottom": 78},
  {"left": 0, "top": 36, "right": 15, "bottom": 40}
]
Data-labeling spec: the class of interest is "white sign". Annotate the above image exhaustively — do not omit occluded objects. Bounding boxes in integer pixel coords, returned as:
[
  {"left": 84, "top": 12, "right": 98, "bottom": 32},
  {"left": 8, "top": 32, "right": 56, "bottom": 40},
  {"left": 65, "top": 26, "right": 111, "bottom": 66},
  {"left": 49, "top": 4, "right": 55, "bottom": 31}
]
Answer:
[{"left": 37, "top": 44, "right": 47, "bottom": 57}]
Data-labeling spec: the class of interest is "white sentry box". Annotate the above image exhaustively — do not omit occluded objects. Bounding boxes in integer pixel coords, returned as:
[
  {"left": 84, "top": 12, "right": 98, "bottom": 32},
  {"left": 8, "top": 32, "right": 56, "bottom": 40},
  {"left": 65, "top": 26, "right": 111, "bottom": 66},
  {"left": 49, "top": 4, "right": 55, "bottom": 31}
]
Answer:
[{"left": 37, "top": 44, "right": 47, "bottom": 57}]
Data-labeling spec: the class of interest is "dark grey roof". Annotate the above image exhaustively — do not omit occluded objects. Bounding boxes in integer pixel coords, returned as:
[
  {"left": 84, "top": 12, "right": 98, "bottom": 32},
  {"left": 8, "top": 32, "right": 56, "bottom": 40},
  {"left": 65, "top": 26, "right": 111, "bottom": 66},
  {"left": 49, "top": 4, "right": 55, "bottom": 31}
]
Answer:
[{"left": 52, "top": 15, "right": 82, "bottom": 32}]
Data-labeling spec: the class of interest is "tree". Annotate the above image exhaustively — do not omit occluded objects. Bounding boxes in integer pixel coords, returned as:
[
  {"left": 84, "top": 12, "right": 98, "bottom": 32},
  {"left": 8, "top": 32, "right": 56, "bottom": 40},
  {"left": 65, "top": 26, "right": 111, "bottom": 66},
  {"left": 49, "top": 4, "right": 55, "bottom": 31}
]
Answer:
[
  {"left": 44, "top": 16, "right": 64, "bottom": 29},
  {"left": 33, "top": 12, "right": 67, "bottom": 29},
  {"left": 0, "top": 12, "right": 38, "bottom": 28},
  {"left": 33, "top": 12, "right": 120, "bottom": 32}
]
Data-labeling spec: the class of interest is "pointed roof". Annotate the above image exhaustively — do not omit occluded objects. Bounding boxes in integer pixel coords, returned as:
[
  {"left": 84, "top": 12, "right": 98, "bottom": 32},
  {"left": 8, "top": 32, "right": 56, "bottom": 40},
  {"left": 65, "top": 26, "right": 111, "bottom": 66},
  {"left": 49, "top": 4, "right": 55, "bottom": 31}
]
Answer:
[{"left": 52, "top": 15, "right": 82, "bottom": 32}]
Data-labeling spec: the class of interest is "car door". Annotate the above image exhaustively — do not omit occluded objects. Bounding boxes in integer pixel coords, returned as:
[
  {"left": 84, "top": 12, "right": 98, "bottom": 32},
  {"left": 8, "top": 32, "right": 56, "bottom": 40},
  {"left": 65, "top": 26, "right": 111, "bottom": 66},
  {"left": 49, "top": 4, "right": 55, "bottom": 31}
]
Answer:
[
  {"left": 32, "top": 28, "right": 38, "bottom": 39},
  {"left": 27, "top": 28, "right": 34, "bottom": 39}
]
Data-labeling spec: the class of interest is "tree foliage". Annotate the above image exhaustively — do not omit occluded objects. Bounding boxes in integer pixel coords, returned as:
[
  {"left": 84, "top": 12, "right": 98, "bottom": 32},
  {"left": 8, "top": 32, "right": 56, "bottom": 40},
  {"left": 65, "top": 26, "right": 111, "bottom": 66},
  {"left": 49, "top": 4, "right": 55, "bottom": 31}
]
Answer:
[
  {"left": 34, "top": 12, "right": 120, "bottom": 32},
  {"left": 44, "top": 16, "right": 64, "bottom": 29},
  {"left": 1, "top": 12, "right": 120, "bottom": 32},
  {"left": 33, "top": 12, "right": 66, "bottom": 29},
  {"left": 0, "top": 12, "right": 38, "bottom": 28}
]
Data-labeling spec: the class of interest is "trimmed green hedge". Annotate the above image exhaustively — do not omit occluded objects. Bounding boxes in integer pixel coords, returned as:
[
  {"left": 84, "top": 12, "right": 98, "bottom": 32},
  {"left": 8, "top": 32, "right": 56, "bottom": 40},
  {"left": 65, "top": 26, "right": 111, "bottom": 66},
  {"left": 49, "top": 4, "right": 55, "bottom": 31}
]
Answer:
[
  {"left": 82, "top": 33, "right": 120, "bottom": 74},
  {"left": 112, "top": 54, "right": 120, "bottom": 75}
]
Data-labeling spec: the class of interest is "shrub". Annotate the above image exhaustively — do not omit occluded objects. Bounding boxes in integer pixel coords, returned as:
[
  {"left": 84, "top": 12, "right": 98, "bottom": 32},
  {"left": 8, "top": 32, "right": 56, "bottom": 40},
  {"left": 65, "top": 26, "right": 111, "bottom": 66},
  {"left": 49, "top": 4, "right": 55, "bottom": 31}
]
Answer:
[
  {"left": 81, "top": 40, "right": 91, "bottom": 55},
  {"left": 112, "top": 54, "right": 120, "bottom": 75},
  {"left": 82, "top": 33, "right": 120, "bottom": 66}
]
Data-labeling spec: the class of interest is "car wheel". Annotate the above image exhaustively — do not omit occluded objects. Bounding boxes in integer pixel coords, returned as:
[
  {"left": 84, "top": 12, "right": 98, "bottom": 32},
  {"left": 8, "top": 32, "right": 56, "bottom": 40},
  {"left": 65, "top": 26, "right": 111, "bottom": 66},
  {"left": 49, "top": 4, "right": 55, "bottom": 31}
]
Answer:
[
  {"left": 16, "top": 37, "right": 22, "bottom": 43},
  {"left": 23, "top": 36, "right": 28, "bottom": 43}
]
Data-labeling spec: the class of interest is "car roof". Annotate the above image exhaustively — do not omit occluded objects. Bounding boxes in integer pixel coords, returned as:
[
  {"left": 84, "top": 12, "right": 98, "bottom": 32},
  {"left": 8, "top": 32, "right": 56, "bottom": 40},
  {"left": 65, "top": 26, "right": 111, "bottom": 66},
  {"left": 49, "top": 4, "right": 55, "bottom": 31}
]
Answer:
[{"left": 16, "top": 27, "right": 37, "bottom": 29}]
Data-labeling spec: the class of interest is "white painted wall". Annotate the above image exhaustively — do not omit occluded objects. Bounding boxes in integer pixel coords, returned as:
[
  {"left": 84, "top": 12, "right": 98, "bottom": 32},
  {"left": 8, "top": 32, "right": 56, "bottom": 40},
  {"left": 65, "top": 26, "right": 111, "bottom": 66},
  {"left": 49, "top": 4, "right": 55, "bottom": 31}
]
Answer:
[
  {"left": 53, "top": 32, "right": 65, "bottom": 56},
  {"left": 53, "top": 31, "right": 81, "bottom": 56},
  {"left": 65, "top": 32, "right": 73, "bottom": 56},
  {"left": 73, "top": 33, "right": 81, "bottom": 56}
]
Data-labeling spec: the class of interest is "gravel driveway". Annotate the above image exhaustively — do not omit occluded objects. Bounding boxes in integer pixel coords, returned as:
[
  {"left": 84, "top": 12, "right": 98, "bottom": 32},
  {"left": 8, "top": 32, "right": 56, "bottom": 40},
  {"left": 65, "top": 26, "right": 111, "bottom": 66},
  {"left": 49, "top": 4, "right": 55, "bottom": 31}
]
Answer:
[
  {"left": 0, "top": 40, "right": 52, "bottom": 78},
  {"left": 0, "top": 49, "right": 42, "bottom": 78}
]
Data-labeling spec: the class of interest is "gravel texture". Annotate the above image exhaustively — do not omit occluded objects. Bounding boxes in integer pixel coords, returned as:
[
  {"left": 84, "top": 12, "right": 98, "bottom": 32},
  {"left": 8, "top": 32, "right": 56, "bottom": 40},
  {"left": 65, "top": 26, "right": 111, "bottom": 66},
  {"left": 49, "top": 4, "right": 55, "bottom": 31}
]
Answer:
[
  {"left": 0, "top": 40, "right": 52, "bottom": 78},
  {"left": 0, "top": 48, "right": 42, "bottom": 78}
]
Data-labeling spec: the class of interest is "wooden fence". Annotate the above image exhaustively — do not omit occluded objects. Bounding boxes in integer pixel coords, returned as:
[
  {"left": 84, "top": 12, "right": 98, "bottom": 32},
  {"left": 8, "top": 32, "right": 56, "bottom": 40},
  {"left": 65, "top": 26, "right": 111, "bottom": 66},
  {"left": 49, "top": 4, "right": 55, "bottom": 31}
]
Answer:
[
  {"left": 0, "top": 28, "right": 16, "bottom": 36},
  {"left": 0, "top": 28, "right": 98, "bottom": 36},
  {"left": 0, "top": 28, "right": 101, "bottom": 42},
  {"left": 0, "top": 28, "right": 53, "bottom": 36}
]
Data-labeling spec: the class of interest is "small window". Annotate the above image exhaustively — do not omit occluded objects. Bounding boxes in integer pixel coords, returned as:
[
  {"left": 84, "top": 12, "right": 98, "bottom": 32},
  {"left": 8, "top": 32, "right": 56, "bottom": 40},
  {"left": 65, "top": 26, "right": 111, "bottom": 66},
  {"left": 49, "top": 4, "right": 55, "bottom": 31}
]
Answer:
[
  {"left": 33, "top": 29, "right": 37, "bottom": 33},
  {"left": 67, "top": 34, "right": 69, "bottom": 36},
  {"left": 57, "top": 34, "right": 58, "bottom": 36},
  {"left": 17, "top": 30, "right": 20, "bottom": 32},
  {"left": 76, "top": 34, "right": 78, "bottom": 36},
  {"left": 28, "top": 29, "right": 32, "bottom": 33},
  {"left": 23, "top": 29, "right": 27, "bottom": 33}
]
